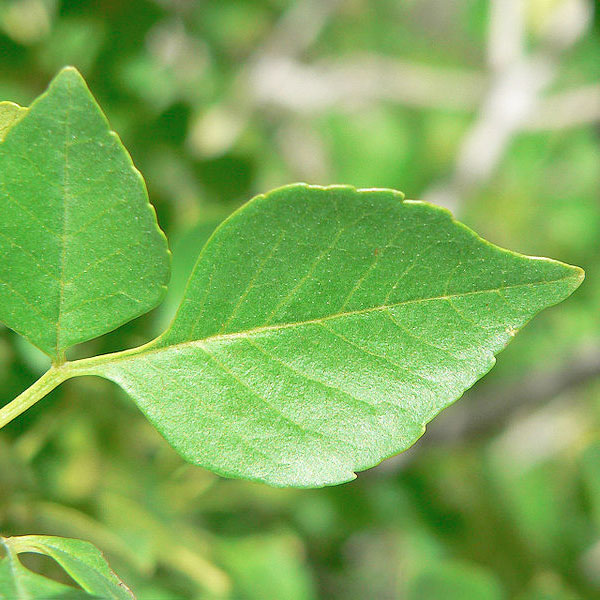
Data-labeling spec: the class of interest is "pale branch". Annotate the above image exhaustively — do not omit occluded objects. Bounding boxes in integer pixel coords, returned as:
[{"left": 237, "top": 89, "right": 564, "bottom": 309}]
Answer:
[
  {"left": 423, "top": 0, "right": 593, "bottom": 213},
  {"left": 246, "top": 54, "right": 599, "bottom": 128},
  {"left": 487, "top": 0, "right": 524, "bottom": 71},
  {"left": 190, "top": 0, "right": 598, "bottom": 161},
  {"left": 252, "top": 0, "right": 344, "bottom": 61},
  {"left": 248, "top": 55, "right": 486, "bottom": 113},
  {"left": 525, "top": 83, "right": 600, "bottom": 131}
]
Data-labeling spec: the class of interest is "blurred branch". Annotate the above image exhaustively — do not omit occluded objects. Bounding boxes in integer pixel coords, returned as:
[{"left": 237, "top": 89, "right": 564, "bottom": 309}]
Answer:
[
  {"left": 252, "top": 0, "right": 344, "bottom": 60},
  {"left": 249, "top": 54, "right": 486, "bottom": 112},
  {"left": 188, "top": 0, "right": 343, "bottom": 158},
  {"left": 487, "top": 0, "right": 525, "bottom": 71},
  {"left": 525, "top": 83, "right": 600, "bottom": 131},
  {"left": 249, "top": 54, "right": 600, "bottom": 127},
  {"left": 191, "top": 0, "right": 598, "bottom": 162},
  {"left": 424, "top": 0, "right": 593, "bottom": 212}
]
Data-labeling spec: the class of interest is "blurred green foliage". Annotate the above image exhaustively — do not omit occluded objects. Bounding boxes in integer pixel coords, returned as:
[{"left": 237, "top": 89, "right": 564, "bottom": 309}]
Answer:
[{"left": 0, "top": 0, "right": 599, "bottom": 597}]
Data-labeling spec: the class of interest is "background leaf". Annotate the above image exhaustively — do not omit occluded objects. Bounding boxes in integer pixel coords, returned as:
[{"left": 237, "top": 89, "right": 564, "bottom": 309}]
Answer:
[
  {"left": 406, "top": 560, "right": 504, "bottom": 600},
  {"left": 0, "top": 537, "right": 99, "bottom": 599},
  {"left": 90, "top": 185, "right": 582, "bottom": 487},
  {"left": 0, "top": 67, "right": 170, "bottom": 361},
  {"left": 4, "top": 535, "right": 132, "bottom": 599},
  {"left": 216, "top": 533, "right": 317, "bottom": 600}
]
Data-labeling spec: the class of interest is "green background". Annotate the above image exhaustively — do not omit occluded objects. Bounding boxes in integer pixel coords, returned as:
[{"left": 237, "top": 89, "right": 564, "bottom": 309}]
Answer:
[{"left": 1, "top": 0, "right": 599, "bottom": 597}]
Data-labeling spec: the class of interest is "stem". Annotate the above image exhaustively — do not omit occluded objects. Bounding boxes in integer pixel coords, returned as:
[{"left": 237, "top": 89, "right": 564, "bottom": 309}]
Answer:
[{"left": 0, "top": 367, "right": 71, "bottom": 430}]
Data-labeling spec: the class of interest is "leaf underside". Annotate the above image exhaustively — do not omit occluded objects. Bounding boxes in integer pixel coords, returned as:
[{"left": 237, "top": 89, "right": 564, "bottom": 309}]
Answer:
[
  {"left": 0, "top": 68, "right": 170, "bottom": 361},
  {"left": 0, "top": 535, "right": 132, "bottom": 599},
  {"left": 92, "top": 184, "right": 583, "bottom": 487}
]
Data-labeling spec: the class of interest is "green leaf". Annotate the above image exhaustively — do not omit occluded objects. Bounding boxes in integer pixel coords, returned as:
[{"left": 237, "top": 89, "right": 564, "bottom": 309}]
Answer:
[
  {"left": 159, "top": 215, "right": 225, "bottom": 327},
  {"left": 0, "top": 550, "right": 84, "bottom": 600},
  {"left": 0, "top": 67, "right": 170, "bottom": 361},
  {"left": 216, "top": 533, "right": 317, "bottom": 600},
  {"left": 2, "top": 535, "right": 133, "bottom": 599},
  {"left": 406, "top": 561, "right": 505, "bottom": 600},
  {"left": 83, "top": 184, "right": 583, "bottom": 487}
]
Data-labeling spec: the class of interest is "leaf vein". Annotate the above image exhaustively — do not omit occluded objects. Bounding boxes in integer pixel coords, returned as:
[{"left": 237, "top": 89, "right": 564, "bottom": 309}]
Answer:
[
  {"left": 197, "top": 342, "right": 334, "bottom": 442},
  {"left": 317, "top": 321, "right": 439, "bottom": 398},
  {"left": 218, "top": 231, "right": 286, "bottom": 334},
  {"left": 246, "top": 337, "right": 380, "bottom": 419},
  {"left": 129, "top": 360, "right": 286, "bottom": 470}
]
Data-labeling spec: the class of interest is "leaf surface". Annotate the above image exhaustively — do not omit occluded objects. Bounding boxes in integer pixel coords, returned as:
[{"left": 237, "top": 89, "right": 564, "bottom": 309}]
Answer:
[
  {"left": 0, "top": 67, "right": 170, "bottom": 361},
  {"left": 3, "top": 535, "right": 132, "bottom": 600},
  {"left": 0, "top": 536, "right": 120, "bottom": 600},
  {"left": 0, "top": 554, "right": 82, "bottom": 600},
  {"left": 88, "top": 185, "right": 583, "bottom": 487}
]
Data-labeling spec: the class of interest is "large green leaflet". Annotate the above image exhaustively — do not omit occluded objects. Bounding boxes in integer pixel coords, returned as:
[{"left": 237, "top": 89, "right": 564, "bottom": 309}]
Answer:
[
  {"left": 0, "top": 535, "right": 132, "bottom": 599},
  {"left": 0, "top": 69, "right": 584, "bottom": 488},
  {"left": 87, "top": 185, "right": 583, "bottom": 486},
  {"left": 0, "top": 68, "right": 170, "bottom": 361}
]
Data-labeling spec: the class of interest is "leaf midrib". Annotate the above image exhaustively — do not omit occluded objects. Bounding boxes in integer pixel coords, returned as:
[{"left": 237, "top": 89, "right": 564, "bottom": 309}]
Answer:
[
  {"left": 79, "top": 272, "right": 579, "bottom": 373},
  {"left": 23, "top": 543, "right": 110, "bottom": 595},
  {"left": 55, "top": 76, "right": 73, "bottom": 362}
]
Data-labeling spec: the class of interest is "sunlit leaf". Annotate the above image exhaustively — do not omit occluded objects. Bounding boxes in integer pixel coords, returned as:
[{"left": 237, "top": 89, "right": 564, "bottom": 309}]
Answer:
[{"left": 87, "top": 184, "right": 583, "bottom": 486}]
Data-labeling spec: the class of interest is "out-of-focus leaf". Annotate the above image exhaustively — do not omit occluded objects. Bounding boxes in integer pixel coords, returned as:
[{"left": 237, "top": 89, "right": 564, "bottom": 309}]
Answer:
[
  {"left": 406, "top": 561, "right": 504, "bottom": 600},
  {"left": 580, "top": 440, "right": 600, "bottom": 528},
  {"left": 217, "top": 533, "right": 316, "bottom": 600},
  {"left": 6, "top": 535, "right": 133, "bottom": 599},
  {"left": 36, "top": 18, "right": 105, "bottom": 74},
  {"left": 486, "top": 402, "right": 590, "bottom": 561}
]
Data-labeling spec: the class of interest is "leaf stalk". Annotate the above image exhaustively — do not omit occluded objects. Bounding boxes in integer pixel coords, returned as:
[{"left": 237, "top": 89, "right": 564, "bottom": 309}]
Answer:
[{"left": 0, "top": 366, "right": 72, "bottom": 429}]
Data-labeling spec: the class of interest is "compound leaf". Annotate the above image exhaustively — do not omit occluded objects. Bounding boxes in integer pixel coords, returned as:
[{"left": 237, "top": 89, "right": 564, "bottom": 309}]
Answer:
[
  {"left": 0, "top": 67, "right": 170, "bottom": 361},
  {"left": 88, "top": 184, "right": 583, "bottom": 487}
]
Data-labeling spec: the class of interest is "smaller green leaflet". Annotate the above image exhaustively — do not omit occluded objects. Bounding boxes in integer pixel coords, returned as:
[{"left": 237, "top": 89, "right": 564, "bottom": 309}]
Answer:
[
  {"left": 0, "top": 68, "right": 584, "bottom": 488},
  {"left": 0, "top": 535, "right": 133, "bottom": 599},
  {"left": 0, "top": 68, "right": 170, "bottom": 362}
]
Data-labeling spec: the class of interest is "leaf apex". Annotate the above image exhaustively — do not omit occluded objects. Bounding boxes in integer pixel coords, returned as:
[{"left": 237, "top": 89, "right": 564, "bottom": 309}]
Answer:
[
  {"left": 567, "top": 264, "right": 585, "bottom": 294},
  {"left": 50, "top": 65, "right": 89, "bottom": 91},
  {"left": 56, "top": 64, "right": 83, "bottom": 77}
]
